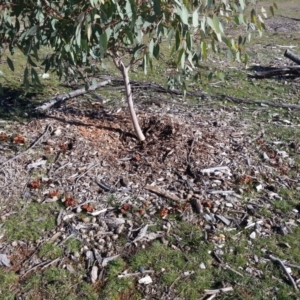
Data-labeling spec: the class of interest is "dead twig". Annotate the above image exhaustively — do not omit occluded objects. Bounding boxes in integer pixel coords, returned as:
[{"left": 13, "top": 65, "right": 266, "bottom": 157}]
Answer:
[
  {"left": 145, "top": 185, "right": 183, "bottom": 202},
  {"left": 212, "top": 251, "right": 244, "bottom": 278},
  {"left": 22, "top": 257, "right": 60, "bottom": 277},
  {"left": 187, "top": 135, "right": 197, "bottom": 164},
  {"left": 204, "top": 287, "right": 233, "bottom": 295},
  {"left": 223, "top": 264, "right": 244, "bottom": 278},
  {"left": 268, "top": 254, "right": 299, "bottom": 291},
  {"left": 75, "top": 163, "right": 100, "bottom": 184},
  {"left": 223, "top": 94, "right": 300, "bottom": 109},
  {"left": 117, "top": 270, "right": 154, "bottom": 278},
  {"left": 284, "top": 262, "right": 300, "bottom": 270}
]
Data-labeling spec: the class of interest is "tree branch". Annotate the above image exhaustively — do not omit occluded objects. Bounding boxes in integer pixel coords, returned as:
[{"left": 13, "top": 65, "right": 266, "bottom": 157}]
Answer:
[
  {"left": 248, "top": 66, "right": 300, "bottom": 79},
  {"left": 35, "top": 79, "right": 111, "bottom": 111}
]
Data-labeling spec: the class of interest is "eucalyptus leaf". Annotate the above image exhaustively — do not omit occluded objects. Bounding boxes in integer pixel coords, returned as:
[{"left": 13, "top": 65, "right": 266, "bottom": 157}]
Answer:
[
  {"left": 6, "top": 57, "right": 14, "bottom": 71},
  {"left": 192, "top": 9, "right": 199, "bottom": 28}
]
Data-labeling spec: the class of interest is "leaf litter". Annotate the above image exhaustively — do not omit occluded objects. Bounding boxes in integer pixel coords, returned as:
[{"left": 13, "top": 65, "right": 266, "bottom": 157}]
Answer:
[{"left": 0, "top": 95, "right": 299, "bottom": 297}]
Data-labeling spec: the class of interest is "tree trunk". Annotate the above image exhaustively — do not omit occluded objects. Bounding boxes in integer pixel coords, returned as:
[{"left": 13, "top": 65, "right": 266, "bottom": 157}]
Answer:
[
  {"left": 284, "top": 49, "right": 300, "bottom": 65},
  {"left": 116, "top": 60, "right": 145, "bottom": 141}
]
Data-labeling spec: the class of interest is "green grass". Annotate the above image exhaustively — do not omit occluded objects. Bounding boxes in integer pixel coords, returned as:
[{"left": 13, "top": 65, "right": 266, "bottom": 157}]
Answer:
[
  {"left": 20, "top": 267, "right": 99, "bottom": 300},
  {"left": 3, "top": 202, "right": 58, "bottom": 242},
  {"left": 0, "top": 269, "right": 18, "bottom": 300},
  {"left": 214, "top": 228, "right": 300, "bottom": 300},
  {"left": 101, "top": 258, "right": 139, "bottom": 300},
  {"left": 64, "top": 238, "right": 82, "bottom": 254},
  {"left": 129, "top": 222, "right": 214, "bottom": 299},
  {"left": 38, "top": 242, "right": 63, "bottom": 260},
  {"left": 0, "top": 48, "right": 66, "bottom": 120}
]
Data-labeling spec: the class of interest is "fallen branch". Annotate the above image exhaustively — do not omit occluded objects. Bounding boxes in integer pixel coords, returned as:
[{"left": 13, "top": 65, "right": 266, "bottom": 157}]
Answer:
[
  {"left": 100, "top": 76, "right": 300, "bottom": 109},
  {"left": 37, "top": 76, "right": 300, "bottom": 114},
  {"left": 223, "top": 94, "right": 300, "bottom": 110},
  {"left": 248, "top": 66, "right": 300, "bottom": 79},
  {"left": 284, "top": 49, "right": 300, "bottom": 65},
  {"left": 35, "top": 79, "right": 111, "bottom": 111},
  {"left": 124, "top": 77, "right": 300, "bottom": 110},
  {"left": 144, "top": 185, "right": 183, "bottom": 202},
  {"left": 268, "top": 254, "right": 299, "bottom": 291}
]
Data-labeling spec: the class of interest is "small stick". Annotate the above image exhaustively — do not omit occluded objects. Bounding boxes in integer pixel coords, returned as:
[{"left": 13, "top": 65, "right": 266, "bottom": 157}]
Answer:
[
  {"left": 41, "top": 257, "right": 61, "bottom": 270},
  {"left": 187, "top": 135, "right": 197, "bottom": 164},
  {"left": 75, "top": 163, "right": 100, "bottom": 183},
  {"left": 200, "top": 166, "right": 230, "bottom": 175},
  {"left": 223, "top": 264, "right": 244, "bottom": 278},
  {"left": 94, "top": 178, "right": 116, "bottom": 192},
  {"left": 22, "top": 257, "right": 60, "bottom": 276},
  {"left": 204, "top": 287, "right": 233, "bottom": 295},
  {"left": 53, "top": 161, "right": 71, "bottom": 174},
  {"left": 169, "top": 274, "right": 182, "bottom": 290},
  {"left": 118, "top": 270, "right": 154, "bottom": 278},
  {"left": 212, "top": 251, "right": 244, "bottom": 278},
  {"left": 206, "top": 295, "right": 216, "bottom": 300},
  {"left": 284, "top": 262, "right": 300, "bottom": 270},
  {"left": 268, "top": 254, "right": 299, "bottom": 291},
  {"left": 208, "top": 190, "right": 235, "bottom": 195},
  {"left": 145, "top": 185, "right": 182, "bottom": 202}
]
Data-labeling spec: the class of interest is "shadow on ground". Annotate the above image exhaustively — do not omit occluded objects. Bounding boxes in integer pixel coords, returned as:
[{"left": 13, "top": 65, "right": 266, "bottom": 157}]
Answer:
[{"left": 0, "top": 87, "right": 44, "bottom": 121}]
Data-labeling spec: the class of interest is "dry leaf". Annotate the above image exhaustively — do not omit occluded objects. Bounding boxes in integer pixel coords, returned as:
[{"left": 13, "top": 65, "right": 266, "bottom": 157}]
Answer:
[
  {"left": 257, "top": 139, "right": 265, "bottom": 145},
  {"left": 239, "top": 175, "right": 253, "bottom": 184},
  {"left": 0, "top": 133, "right": 8, "bottom": 141},
  {"left": 13, "top": 135, "right": 26, "bottom": 144},
  {"left": 134, "top": 155, "right": 141, "bottom": 161},
  {"left": 48, "top": 190, "right": 60, "bottom": 198},
  {"left": 121, "top": 203, "right": 131, "bottom": 211},
  {"left": 160, "top": 207, "right": 168, "bottom": 218},
  {"left": 60, "top": 144, "right": 69, "bottom": 152},
  {"left": 65, "top": 196, "right": 77, "bottom": 207},
  {"left": 138, "top": 208, "right": 145, "bottom": 215},
  {"left": 202, "top": 201, "right": 213, "bottom": 208},
  {"left": 82, "top": 204, "right": 94, "bottom": 212},
  {"left": 28, "top": 180, "right": 41, "bottom": 189}
]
